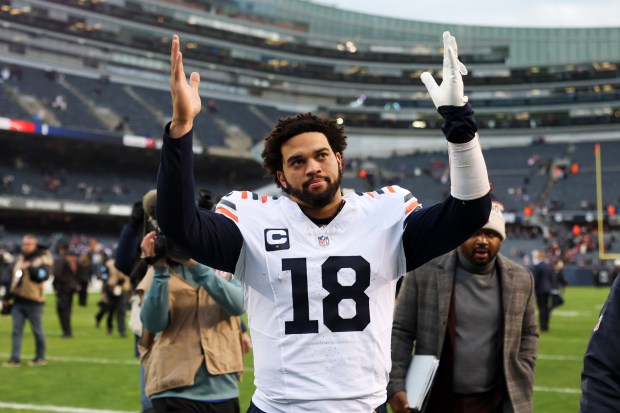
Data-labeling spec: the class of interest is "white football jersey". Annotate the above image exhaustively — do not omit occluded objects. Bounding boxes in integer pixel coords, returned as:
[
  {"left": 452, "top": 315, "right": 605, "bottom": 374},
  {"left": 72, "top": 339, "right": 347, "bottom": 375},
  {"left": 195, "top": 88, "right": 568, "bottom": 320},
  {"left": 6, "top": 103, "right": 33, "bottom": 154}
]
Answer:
[{"left": 216, "top": 186, "right": 421, "bottom": 412}]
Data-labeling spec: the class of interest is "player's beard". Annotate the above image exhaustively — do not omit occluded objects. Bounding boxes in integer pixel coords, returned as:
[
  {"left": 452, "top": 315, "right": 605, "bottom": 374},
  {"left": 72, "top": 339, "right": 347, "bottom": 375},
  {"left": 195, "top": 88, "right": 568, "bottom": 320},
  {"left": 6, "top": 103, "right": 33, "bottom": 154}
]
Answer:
[{"left": 284, "top": 170, "right": 343, "bottom": 209}]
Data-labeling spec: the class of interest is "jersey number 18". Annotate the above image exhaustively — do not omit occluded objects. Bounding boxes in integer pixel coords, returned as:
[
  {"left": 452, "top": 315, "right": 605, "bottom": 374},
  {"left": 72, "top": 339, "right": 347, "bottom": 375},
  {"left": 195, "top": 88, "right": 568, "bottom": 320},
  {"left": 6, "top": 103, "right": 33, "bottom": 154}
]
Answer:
[{"left": 283, "top": 256, "right": 371, "bottom": 334}]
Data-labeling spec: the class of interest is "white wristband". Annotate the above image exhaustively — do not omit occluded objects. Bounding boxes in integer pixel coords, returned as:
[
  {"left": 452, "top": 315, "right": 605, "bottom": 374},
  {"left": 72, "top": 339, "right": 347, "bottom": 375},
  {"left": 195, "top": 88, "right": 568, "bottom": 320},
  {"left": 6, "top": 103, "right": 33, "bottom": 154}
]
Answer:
[{"left": 448, "top": 134, "right": 490, "bottom": 200}]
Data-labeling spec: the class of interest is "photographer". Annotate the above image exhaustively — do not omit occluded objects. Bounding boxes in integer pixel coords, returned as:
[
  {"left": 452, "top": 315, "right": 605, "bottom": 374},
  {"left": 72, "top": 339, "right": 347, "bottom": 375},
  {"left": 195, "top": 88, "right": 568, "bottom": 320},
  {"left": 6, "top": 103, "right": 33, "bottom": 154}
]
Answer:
[
  {"left": 2, "top": 234, "right": 53, "bottom": 367},
  {"left": 138, "top": 233, "right": 245, "bottom": 412},
  {"left": 137, "top": 191, "right": 245, "bottom": 413}
]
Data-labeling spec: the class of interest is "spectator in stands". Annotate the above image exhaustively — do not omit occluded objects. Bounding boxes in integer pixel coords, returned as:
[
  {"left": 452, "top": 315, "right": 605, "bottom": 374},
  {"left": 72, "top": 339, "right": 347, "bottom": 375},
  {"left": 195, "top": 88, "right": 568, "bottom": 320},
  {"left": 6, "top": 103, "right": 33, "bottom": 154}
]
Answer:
[
  {"left": 52, "top": 94, "right": 67, "bottom": 111},
  {"left": 207, "top": 98, "right": 218, "bottom": 113},
  {"left": 21, "top": 183, "right": 31, "bottom": 196},
  {"left": 52, "top": 242, "right": 80, "bottom": 338},
  {"left": 0, "top": 66, "right": 10, "bottom": 84},
  {"left": 2, "top": 235, "right": 53, "bottom": 367},
  {"left": 1, "top": 173, "right": 14, "bottom": 192},
  {"left": 580, "top": 277, "right": 620, "bottom": 412},
  {"left": 388, "top": 200, "right": 537, "bottom": 413},
  {"left": 115, "top": 115, "right": 131, "bottom": 133}
]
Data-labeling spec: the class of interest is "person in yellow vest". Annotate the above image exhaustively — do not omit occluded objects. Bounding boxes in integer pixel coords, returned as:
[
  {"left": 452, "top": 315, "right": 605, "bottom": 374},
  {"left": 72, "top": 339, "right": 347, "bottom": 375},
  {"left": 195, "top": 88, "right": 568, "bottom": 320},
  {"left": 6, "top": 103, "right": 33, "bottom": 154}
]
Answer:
[
  {"left": 2, "top": 234, "right": 53, "bottom": 367},
  {"left": 138, "top": 230, "right": 245, "bottom": 413}
]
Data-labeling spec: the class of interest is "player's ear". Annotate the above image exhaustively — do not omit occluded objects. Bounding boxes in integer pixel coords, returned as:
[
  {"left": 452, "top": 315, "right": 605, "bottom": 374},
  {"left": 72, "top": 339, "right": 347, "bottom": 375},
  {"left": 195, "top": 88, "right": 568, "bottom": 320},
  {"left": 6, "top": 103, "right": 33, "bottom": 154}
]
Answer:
[
  {"left": 336, "top": 152, "right": 343, "bottom": 172},
  {"left": 276, "top": 171, "right": 287, "bottom": 189}
]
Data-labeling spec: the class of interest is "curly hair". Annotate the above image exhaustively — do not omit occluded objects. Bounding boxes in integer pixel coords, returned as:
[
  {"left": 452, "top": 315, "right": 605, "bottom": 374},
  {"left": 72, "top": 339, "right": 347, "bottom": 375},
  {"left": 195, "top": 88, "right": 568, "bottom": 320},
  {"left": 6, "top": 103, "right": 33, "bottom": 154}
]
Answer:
[{"left": 262, "top": 113, "right": 347, "bottom": 187}]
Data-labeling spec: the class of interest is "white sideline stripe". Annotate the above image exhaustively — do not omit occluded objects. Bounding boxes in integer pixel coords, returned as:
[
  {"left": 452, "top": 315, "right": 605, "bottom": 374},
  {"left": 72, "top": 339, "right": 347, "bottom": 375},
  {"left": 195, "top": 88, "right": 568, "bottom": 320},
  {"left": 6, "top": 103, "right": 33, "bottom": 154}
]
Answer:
[
  {"left": 0, "top": 353, "right": 138, "bottom": 365},
  {"left": 0, "top": 353, "right": 254, "bottom": 372},
  {"left": 0, "top": 402, "right": 134, "bottom": 413},
  {"left": 47, "top": 355, "right": 139, "bottom": 365},
  {"left": 534, "top": 386, "right": 581, "bottom": 394},
  {"left": 538, "top": 354, "right": 582, "bottom": 361},
  {"left": 553, "top": 310, "right": 585, "bottom": 317},
  {"left": 541, "top": 337, "right": 588, "bottom": 343}
]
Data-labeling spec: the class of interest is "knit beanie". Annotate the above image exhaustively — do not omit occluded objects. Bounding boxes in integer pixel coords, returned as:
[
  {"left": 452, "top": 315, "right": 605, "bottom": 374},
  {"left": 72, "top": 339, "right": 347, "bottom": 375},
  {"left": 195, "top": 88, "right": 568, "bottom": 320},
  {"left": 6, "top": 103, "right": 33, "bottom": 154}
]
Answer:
[{"left": 483, "top": 200, "right": 506, "bottom": 240}]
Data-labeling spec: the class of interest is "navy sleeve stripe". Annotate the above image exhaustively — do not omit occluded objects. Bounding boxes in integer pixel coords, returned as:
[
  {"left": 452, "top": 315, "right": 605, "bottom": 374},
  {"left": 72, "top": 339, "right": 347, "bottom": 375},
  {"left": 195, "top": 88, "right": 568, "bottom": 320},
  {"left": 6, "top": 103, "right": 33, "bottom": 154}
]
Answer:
[{"left": 220, "top": 199, "right": 237, "bottom": 211}]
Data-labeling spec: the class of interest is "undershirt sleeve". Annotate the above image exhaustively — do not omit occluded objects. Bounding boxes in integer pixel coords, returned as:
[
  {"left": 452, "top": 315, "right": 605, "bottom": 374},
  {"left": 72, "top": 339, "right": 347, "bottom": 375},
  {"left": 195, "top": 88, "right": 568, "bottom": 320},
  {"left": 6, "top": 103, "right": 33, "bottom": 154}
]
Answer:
[{"left": 157, "top": 125, "right": 244, "bottom": 273}]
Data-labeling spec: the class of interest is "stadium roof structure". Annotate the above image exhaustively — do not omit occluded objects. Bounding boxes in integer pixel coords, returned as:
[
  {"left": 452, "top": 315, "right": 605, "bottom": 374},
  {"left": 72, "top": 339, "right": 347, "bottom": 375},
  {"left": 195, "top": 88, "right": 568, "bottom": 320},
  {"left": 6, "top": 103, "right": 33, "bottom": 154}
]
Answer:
[{"left": 235, "top": 0, "right": 620, "bottom": 67}]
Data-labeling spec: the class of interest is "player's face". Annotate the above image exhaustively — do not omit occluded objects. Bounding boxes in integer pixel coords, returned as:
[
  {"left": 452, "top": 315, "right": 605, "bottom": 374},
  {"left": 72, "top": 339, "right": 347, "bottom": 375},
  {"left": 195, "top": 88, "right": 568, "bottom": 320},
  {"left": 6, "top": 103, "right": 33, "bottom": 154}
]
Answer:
[
  {"left": 277, "top": 132, "right": 343, "bottom": 209},
  {"left": 458, "top": 229, "right": 502, "bottom": 266}
]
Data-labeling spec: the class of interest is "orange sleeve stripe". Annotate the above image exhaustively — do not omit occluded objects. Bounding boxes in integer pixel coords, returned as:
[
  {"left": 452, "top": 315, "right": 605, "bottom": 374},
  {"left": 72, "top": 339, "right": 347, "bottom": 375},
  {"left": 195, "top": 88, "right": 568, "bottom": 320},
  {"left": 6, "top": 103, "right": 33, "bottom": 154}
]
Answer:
[
  {"left": 406, "top": 201, "right": 420, "bottom": 214},
  {"left": 241, "top": 191, "right": 248, "bottom": 199},
  {"left": 365, "top": 192, "right": 375, "bottom": 198},
  {"left": 386, "top": 186, "right": 396, "bottom": 193},
  {"left": 216, "top": 207, "right": 239, "bottom": 223},
  {"left": 261, "top": 195, "right": 268, "bottom": 203}
]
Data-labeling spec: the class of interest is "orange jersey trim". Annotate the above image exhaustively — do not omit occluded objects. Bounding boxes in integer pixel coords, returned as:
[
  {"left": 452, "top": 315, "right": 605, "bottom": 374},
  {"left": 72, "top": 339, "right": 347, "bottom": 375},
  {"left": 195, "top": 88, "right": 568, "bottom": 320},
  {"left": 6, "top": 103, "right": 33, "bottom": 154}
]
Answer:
[
  {"left": 405, "top": 201, "right": 420, "bottom": 215},
  {"left": 216, "top": 207, "right": 239, "bottom": 223}
]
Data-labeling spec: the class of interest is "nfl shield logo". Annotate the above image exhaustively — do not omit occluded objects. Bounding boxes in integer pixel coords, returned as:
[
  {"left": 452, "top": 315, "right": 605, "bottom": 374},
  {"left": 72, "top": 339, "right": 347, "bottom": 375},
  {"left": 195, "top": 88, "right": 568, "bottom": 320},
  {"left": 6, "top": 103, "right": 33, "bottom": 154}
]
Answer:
[{"left": 318, "top": 235, "right": 329, "bottom": 247}]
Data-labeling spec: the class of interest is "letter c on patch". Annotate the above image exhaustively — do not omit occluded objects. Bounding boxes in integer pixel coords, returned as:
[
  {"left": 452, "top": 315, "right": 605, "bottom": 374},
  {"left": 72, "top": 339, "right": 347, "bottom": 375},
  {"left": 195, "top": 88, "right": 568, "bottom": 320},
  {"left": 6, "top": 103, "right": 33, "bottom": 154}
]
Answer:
[{"left": 264, "top": 228, "right": 290, "bottom": 251}]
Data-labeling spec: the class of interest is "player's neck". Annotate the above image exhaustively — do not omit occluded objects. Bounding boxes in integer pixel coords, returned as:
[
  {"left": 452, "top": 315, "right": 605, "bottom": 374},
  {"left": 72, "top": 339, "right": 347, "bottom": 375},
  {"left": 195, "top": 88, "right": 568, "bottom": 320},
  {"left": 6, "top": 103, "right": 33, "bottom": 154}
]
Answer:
[{"left": 297, "top": 193, "right": 344, "bottom": 221}]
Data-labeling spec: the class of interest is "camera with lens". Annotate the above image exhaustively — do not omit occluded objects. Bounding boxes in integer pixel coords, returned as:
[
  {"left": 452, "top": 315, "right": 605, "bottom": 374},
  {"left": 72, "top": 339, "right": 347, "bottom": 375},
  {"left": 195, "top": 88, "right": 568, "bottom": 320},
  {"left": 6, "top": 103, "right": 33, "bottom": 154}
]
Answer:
[
  {"left": 141, "top": 189, "right": 191, "bottom": 267},
  {"left": 153, "top": 232, "right": 168, "bottom": 262},
  {"left": 147, "top": 231, "right": 191, "bottom": 267}
]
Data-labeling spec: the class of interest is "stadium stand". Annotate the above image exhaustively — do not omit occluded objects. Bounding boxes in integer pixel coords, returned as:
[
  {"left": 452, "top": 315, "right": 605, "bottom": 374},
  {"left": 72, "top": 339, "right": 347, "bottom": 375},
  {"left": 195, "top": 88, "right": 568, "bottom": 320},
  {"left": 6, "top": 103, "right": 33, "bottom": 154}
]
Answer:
[{"left": 0, "top": 0, "right": 619, "bottom": 283}]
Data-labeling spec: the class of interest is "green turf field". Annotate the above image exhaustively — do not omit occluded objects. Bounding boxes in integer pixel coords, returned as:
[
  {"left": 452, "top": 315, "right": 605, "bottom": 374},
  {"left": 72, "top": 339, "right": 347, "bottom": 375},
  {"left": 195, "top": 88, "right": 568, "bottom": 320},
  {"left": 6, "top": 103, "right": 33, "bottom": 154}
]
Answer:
[{"left": 0, "top": 286, "right": 611, "bottom": 412}]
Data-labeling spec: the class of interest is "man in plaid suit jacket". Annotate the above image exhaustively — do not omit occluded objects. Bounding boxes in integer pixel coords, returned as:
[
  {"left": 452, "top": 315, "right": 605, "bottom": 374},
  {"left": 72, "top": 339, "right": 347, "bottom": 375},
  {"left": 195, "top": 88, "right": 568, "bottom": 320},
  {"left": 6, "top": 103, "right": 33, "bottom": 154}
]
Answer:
[{"left": 388, "top": 201, "right": 538, "bottom": 413}]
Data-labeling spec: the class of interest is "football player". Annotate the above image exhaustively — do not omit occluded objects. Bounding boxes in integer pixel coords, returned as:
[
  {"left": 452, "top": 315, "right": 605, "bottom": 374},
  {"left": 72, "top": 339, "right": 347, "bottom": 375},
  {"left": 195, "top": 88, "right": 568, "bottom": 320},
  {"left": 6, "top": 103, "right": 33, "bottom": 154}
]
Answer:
[{"left": 156, "top": 32, "right": 491, "bottom": 413}]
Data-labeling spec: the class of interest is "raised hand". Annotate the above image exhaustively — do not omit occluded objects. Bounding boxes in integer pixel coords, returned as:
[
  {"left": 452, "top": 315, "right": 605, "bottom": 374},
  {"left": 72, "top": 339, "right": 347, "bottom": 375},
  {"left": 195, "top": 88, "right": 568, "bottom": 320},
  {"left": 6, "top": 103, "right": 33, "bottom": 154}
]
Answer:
[
  {"left": 169, "top": 34, "right": 202, "bottom": 138},
  {"left": 421, "top": 31, "right": 468, "bottom": 108}
]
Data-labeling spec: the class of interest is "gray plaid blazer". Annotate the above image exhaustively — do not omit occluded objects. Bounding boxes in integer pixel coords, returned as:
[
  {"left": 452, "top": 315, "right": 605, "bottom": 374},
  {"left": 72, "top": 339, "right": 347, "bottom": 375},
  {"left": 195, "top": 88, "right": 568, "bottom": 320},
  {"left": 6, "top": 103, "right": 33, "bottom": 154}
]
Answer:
[{"left": 388, "top": 250, "right": 538, "bottom": 413}]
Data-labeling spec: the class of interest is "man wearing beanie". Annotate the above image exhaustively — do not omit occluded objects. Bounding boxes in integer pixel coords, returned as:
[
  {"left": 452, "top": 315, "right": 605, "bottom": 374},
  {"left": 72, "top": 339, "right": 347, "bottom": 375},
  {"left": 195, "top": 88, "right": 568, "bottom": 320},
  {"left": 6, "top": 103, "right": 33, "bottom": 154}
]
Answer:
[{"left": 388, "top": 200, "right": 538, "bottom": 413}]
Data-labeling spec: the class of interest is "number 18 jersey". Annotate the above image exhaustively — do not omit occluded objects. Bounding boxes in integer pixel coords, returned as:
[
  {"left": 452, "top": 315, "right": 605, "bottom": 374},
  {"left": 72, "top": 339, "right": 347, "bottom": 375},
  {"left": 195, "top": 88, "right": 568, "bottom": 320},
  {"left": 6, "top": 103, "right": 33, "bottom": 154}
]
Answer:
[{"left": 216, "top": 186, "right": 421, "bottom": 412}]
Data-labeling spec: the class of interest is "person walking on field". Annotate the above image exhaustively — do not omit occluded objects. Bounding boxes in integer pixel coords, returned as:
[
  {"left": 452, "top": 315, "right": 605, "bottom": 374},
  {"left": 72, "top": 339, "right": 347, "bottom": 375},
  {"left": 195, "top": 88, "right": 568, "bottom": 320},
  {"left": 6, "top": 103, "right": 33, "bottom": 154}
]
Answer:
[{"left": 388, "top": 200, "right": 538, "bottom": 413}]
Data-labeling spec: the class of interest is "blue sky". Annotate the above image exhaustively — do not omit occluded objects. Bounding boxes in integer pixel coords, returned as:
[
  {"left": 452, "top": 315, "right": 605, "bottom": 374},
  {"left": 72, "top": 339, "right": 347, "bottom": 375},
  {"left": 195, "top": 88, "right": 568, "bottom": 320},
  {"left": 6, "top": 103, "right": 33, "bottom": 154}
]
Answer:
[{"left": 311, "top": 0, "right": 620, "bottom": 28}]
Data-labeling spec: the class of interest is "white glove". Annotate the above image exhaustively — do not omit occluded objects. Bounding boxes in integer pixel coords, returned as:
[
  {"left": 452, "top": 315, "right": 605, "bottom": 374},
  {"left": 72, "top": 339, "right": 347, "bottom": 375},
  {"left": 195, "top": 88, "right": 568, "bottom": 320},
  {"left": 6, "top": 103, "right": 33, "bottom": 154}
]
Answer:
[{"left": 421, "top": 31, "right": 469, "bottom": 108}]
